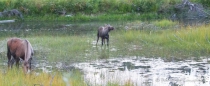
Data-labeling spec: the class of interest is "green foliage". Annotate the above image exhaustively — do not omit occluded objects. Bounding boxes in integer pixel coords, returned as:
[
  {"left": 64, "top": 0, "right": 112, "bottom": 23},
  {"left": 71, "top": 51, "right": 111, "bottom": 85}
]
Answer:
[
  {"left": 0, "top": 0, "right": 208, "bottom": 21},
  {"left": 0, "top": 68, "right": 65, "bottom": 86},
  {"left": 0, "top": 0, "right": 182, "bottom": 16},
  {"left": 28, "top": 36, "right": 91, "bottom": 62},
  {"left": 194, "top": 0, "right": 210, "bottom": 7},
  {"left": 113, "top": 21, "right": 210, "bottom": 58}
]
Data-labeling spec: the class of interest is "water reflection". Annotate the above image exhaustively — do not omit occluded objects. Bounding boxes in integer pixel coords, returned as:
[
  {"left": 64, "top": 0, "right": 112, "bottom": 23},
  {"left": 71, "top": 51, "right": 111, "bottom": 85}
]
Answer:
[
  {"left": 0, "top": 21, "right": 109, "bottom": 37},
  {"left": 95, "top": 46, "right": 110, "bottom": 59},
  {"left": 0, "top": 22, "right": 23, "bottom": 32},
  {"left": 74, "top": 57, "right": 210, "bottom": 86}
]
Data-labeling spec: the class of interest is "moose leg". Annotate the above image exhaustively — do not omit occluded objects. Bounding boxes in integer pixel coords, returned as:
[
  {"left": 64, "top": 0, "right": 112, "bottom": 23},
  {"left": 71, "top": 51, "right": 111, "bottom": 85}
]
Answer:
[
  {"left": 104, "top": 38, "right": 106, "bottom": 46},
  {"left": 7, "top": 48, "right": 11, "bottom": 68},
  {"left": 15, "top": 58, "right": 20, "bottom": 68},
  {"left": 7, "top": 52, "right": 15, "bottom": 68},
  {"left": 101, "top": 38, "right": 104, "bottom": 46},
  {"left": 7, "top": 52, "right": 12, "bottom": 68},
  {"left": 8, "top": 57, "right": 15, "bottom": 68},
  {"left": 96, "top": 33, "right": 99, "bottom": 46},
  {"left": 107, "top": 35, "right": 109, "bottom": 46},
  {"left": 28, "top": 58, "right": 32, "bottom": 70}
]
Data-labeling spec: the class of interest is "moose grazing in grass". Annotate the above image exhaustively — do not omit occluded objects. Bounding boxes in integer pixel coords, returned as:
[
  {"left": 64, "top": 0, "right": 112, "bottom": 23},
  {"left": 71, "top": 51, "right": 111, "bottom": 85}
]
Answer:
[
  {"left": 7, "top": 37, "right": 34, "bottom": 73},
  {"left": 96, "top": 24, "right": 114, "bottom": 46}
]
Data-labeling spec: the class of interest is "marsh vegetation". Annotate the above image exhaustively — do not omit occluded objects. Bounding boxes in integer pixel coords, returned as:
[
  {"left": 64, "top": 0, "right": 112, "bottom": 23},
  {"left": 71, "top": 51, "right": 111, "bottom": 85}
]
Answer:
[
  {"left": 0, "top": 0, "right": 209, "bottom": 21},
  {"left": 0, "top": 19, "right": 209, "bottom": 85},
  {"left": 0, "top": 0, "right": 210, "bottom": 86}
]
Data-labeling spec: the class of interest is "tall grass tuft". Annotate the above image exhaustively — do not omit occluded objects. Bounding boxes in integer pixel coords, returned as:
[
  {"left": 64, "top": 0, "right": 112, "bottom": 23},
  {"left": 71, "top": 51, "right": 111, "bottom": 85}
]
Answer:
[
  {"left": 0, "top": 68, "right": 65, "bottom": 86},
  {"left": 0, "top": 68, "right": 88, "bottom": 86},
  {"left": 27, "top": 35, "right": 92, "bottom": 62},
  {"left": 153, "top": 19, "right": 177, "bottom": 29}
]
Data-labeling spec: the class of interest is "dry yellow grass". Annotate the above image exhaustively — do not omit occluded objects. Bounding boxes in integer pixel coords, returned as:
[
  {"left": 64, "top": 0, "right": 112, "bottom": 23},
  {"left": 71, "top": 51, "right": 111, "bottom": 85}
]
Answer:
[{"left": 0, "top": 69, "right": 65, "bottom": 86}]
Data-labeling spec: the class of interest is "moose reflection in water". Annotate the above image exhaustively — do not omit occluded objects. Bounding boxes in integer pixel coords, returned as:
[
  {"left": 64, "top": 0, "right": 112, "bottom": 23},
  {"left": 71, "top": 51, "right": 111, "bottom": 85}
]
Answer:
[
  {"left": 96, "top": 24, "right": 114, "bottom": 46},
  {"left": 7, "top": 37, "right": 34, "bottom": 73}
]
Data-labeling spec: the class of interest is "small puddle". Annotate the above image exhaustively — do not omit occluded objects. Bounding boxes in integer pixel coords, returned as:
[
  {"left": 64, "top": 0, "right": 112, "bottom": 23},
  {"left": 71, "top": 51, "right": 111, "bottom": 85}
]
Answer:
[{"left": 74, "top": 57, "right": 210, "bottom": 86}]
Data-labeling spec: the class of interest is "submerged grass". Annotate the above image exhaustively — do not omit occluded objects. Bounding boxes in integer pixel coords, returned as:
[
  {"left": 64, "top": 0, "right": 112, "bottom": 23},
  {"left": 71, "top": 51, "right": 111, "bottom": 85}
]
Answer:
[{"left": 27, "top": 35, "right": 92, "bottom": 62}]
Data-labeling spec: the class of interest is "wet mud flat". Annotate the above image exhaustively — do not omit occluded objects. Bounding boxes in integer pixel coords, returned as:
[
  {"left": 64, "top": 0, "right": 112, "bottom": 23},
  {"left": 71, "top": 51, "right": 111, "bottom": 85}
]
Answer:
[{"left": 74, "top": 57, "right": 210, "bottom": 86}]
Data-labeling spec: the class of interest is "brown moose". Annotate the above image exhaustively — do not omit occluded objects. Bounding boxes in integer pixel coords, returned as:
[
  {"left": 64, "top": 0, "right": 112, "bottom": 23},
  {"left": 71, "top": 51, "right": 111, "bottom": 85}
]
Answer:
[
  {"left": 7, "top": 37, "right": 34, "bottom": 73},
  {"left": 96, "top": 24, "right": 114, "bottom": 46}
]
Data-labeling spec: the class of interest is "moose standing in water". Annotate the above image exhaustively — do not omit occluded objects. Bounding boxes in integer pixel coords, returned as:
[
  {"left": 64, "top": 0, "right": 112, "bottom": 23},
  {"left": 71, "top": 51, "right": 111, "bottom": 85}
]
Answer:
[
  {"left": 7, "top": 37, "right": 34, "bottom": 73},
  {"left": 96, "top": 24, "right": 114, "bottom": 46}
]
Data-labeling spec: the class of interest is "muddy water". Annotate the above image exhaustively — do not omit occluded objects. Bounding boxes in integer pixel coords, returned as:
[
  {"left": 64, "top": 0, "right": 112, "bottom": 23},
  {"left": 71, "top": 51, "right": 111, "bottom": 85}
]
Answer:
[{"left": 74, "top": 57, "right": 210, "bottom": 86}]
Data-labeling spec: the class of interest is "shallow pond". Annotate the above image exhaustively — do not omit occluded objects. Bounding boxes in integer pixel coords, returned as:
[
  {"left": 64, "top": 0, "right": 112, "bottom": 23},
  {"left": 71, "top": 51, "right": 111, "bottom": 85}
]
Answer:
[
  {"left": 74, "top": 57, "right": 210, "bottom": 86},
  {"left": 0, "top": 21, "right": 209, "bottom": 86}
]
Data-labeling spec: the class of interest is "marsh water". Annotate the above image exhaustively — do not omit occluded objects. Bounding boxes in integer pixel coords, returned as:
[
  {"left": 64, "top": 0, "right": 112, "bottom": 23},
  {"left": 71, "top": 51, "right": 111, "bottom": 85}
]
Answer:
[{"left": 0, "top": 21, "right": 210, "bottom": 86}]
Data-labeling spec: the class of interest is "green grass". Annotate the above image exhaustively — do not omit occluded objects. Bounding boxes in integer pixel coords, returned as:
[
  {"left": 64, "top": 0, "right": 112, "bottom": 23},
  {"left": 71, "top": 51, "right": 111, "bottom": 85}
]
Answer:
[
  {"left": 0, "top": 0, "right": 209, "bottom": 22},
  {"left": 113, "top": 22, "right": 210, "bottom": 58},
  {"left": 0, "top": 68, "right": 65, "bottom": 86},
  {"left": 0, "top": 68, "right": 134, "bottom": 86},
  {"left": 0, "top": 0, "right": 184, "bottom": 21},
  {"left": 27, "top": 35, "right": 93, "bottom": 62},
  {"left": 0, "top": 0, "right": 180, "bottom": 13},
  {"left": 21, "top": 13, "right": 157, "bottom": 22},
  {"left": 0, "top": 20, "right": 208, "bottom": 62},
  {"left": 153, "top": 19, "right": 177, "bottom": 29},
  {"left": 0, "top": 68, "right": 89, "bottom": 86}
]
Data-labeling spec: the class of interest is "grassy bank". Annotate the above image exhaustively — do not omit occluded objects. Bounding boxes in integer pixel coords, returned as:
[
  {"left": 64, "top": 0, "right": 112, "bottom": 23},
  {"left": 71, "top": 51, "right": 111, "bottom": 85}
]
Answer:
[
  {"left": 0, "top": 0, "right": 209, "bottom": 21},
  {"left": 23, "top": 13, "right": 158, "bottom": 22},
  {"left": 0, "top": 0, "right": 201, "bottom": 21},
  {"left": 0, "top": 0, "right": 180, "bottom": 14}
]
